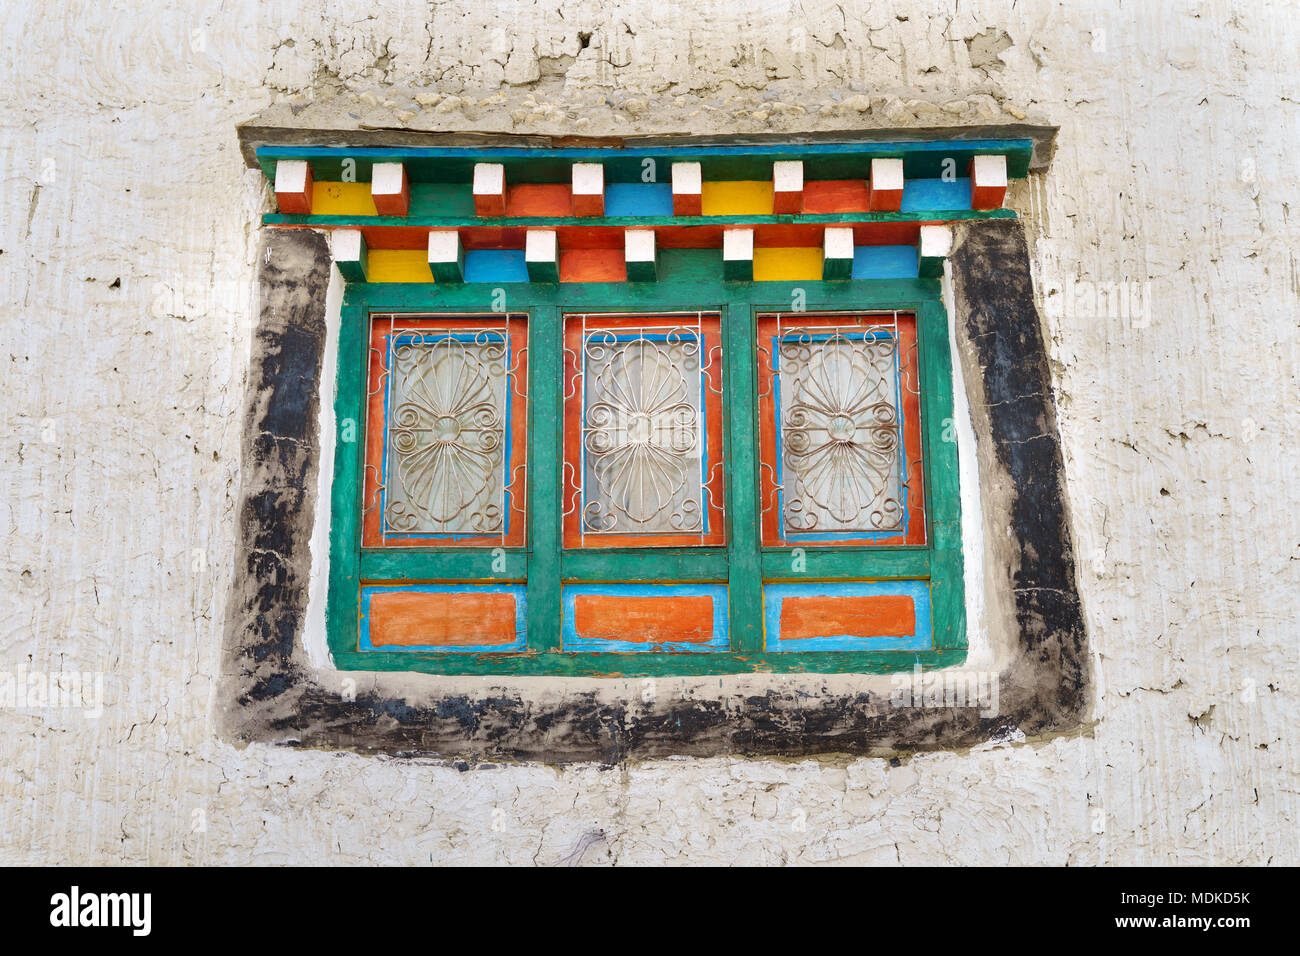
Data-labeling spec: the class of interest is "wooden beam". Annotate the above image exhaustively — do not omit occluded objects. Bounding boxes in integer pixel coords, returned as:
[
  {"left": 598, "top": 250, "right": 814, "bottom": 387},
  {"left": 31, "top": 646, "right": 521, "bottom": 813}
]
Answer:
[
  {"left": 427, "top": 230, "right": 464, "bottom": 283},
  {"left": 822, "top": 226, "right": 854, "bottom": 279},
  {"left": 917, "top": 224, "right": 952, "bottom": 278},
  {"left": 868, "top": 158, "right": 904, "bottom": 211},
  {"left": 672, "top": 161, "right": 702, "bottom": 216},
  {"left": 969, "top": 154, "right": 1008, "bottom": 209},
  {"left": 525, "top": 229, "right": 559, "bottom": 282},
  {"left": 722, "top": 228, "right": 754, "bottom": 281},
  {"left": 473, "top": 162, "right": 506, "bottom": 216},
  {"left": 772, "top": 160, "right": 804, "bottom": 214},
  {"left": 331, "top": 229, "right": 368, "bottom": 282},
  {"left": 625, "top": 229, "right": 657, "bottom": 282},
  {"left": 571, "top": 162, "right": 604, "bottom": 217},
  {"left": 370, "top": 162, "right": 410, "bottom": 217},
  {"left": 273, "top": 159, "right": 312, "bottom": 214}
]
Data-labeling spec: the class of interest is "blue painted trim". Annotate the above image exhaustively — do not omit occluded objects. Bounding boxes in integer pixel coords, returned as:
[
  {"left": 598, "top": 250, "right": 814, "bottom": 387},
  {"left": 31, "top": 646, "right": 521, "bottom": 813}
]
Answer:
[
  {"left": 561, "top": 583, "right": 729, "bottom": 653},
  {"left": 901, "top": 177, "right": 973, "bottom": 212},
  {"left": 851, "top": 245, "right": 919, "bottom": 279},
  {"left": 464, "top": 249, "right": 529, "bottom": 283},
  {"left": 359, "top": 583, "right": 528, "bottom": 653},
  {"left": 605, "top": 183, "right": 674, "bottom": 216},
  {"left": 763, "top": 580, "right": 932, "bottom": 652}
]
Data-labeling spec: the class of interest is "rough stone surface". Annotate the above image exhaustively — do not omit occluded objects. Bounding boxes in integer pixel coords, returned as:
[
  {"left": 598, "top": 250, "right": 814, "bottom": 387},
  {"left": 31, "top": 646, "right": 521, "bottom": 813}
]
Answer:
[{"left": 1, "top": 1, "right": 1295, "bottom": 864}]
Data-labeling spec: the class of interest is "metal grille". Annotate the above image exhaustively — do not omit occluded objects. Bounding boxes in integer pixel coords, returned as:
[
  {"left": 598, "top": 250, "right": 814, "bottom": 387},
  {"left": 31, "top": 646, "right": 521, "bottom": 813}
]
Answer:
[
  {"left": 564, "top": 313, "right": 722, "bottom": 542},
  {"left": 759, "top": 312, "right": 920, "bottom": 539},
  {"left": 365, "top": 315, "right": 526, "bottom": 544}
]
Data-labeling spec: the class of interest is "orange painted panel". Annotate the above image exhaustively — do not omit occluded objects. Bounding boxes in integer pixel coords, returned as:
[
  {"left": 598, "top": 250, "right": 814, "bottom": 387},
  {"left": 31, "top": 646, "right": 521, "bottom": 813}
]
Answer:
[
  {"left": 780, "top": 595, "right": 916, "bottom": 640},
  {"left": 573, "top": 595, "right": 714, "bottom": 644},
  {"left": 560, "top": 249, "right": 626, "bottom": 282},
  {"left": 803, "top": 179, "right": 870, "bottom": 214},
  {"left": 369, "top": 591, "right": 518, "bottom": 647},
  {"left": 506, "top": 183, "right": 573, "bottom": 217}
]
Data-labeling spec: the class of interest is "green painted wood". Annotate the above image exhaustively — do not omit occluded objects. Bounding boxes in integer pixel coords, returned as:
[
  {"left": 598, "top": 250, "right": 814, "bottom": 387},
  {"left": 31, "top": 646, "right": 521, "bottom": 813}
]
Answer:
[
  {"left": 255, "top": 138, "right": 1036, "bottom": 184},
  {"left": 723, "top": 300, "right": 765, "bottom": 653},
  {"left": 330, "top": 647, "right": 968, "bottom": 676},
  {"left": 526, "top": 258, "right": 559, "bottom": 283},
  {"left": 723, "top": 258, "right": 754, "bottom": 282},
  {"left": 325, "top": 295, "right": 368, "bottom": 657},
  {"left": 822, "top": 255, "right": 853, "bottom": 280},
  {"left": 561, "top": 550, "right": 728, "bottom": 581},
  {"left": 265, "top": 208, "right": 1018, "bottom": 230},
  {"left": 360, "top": 549, "right": 527, "bottom": 580},
  {"left": 526, "top": 305, "right": 564, "bottom": 651},
  {"left": 625, "top": 258, "right": 657, "bottom": 282},
  {"left": 760, "top": 548, "right": 929, "bottom": 579},
  {"left": 918, "top": 297, "right": 966, "bottom": 651},
  {"left": 330, "top": 274, "right": 967, "bottom": 674},
  {"left": 917, "top": 252, "right": 945, "bottom": 279}
]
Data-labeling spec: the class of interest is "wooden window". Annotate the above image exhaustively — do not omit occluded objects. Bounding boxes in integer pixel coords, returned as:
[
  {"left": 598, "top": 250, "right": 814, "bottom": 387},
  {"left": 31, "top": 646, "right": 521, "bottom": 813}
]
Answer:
[{"left": 327, "top": 273, "right": 965, "bottom": 676}]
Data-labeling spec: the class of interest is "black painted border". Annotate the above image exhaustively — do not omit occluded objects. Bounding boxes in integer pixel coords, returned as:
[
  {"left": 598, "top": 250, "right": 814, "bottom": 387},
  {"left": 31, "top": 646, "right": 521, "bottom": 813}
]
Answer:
[{"left": 216, "top": 219, "right": 1090, "bottom": 763}]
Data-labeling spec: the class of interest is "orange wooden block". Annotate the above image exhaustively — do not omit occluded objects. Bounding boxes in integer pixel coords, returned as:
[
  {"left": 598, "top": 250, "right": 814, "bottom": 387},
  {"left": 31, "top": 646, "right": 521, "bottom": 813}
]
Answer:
[
  {"left": 969, "top": 154, "right": 1008, "bottom": 210},
  {"left": 507, "top": 183, "right": 573, "bottom": 218},
  {"left": 371, "top": 162, "right": 410, "bottom": 217},
  {"left": 780, "top": 595, "right": 916, "bottom": 641},
  {"left": 803, "top": 180, "right": 871, "bottom": 214},
  {"left": 559, "top": 248, "right": 625, "bottom": 282},
  {"left": 368, "top": 591, "right": 518, "bottom": 647},
  {"left": 868, "top": 158, "right": 904, "bottom": 212},
  {"left": 473, "top": 162, "right": 507, "bottom": 217},
  {"left": 573, "top": 595, "right": 714, "bottom": 644}
]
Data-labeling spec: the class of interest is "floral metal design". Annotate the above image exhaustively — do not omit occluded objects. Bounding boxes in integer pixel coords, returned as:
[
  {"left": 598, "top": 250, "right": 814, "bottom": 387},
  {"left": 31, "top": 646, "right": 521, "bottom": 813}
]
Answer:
[
  {"left": 581, "top": 330, "right": 703, "bottom": 533},
  {"left": 384, "top": 332, "right": 507, "bottom": 535},
  {"left": 778, "top": 330, "right": 904, "bottom": 534}
]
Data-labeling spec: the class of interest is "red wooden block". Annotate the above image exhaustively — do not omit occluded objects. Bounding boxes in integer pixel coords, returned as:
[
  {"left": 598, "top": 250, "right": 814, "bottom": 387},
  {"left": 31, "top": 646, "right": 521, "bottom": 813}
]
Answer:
[
  {"left": 369, "top": 591, "right": 518, "bottom": 647},
  {"left": 573, "top": 594, "right": 715, "bottom": 644},
  {"left": 273, "top": 160, "right": 312, "bottom": 215},
  {"left": 772, "top": 160, "right": 804, "bottom": 214},
  {"left": 370, "top": 162, "right": 409, "bottom": 217},
  {"left": 969, "top": 154, "right": 1008, "bottom": 210},
  {"left": 571, "top": 162, "right": 604, "bottom": 217},
  {"left": 868, "top": 158, "right": 904, "bottom": 212},
  {"left": 473, "top": 163, "right": 507, "bottom": 217},
  {"left": 672, "top": 161, "right": 702, "bottom": 216}
]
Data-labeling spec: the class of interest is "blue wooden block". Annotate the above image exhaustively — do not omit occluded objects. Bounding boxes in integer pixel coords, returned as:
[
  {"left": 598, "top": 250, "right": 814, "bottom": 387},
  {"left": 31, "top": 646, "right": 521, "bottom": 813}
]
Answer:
[
  {"left": 604, "top": 183, "right": 674, "bottom": 217},
  {"left": 463, "top": 249, "right": 529, "bottom": 283},
  {"left": 901, "top": 177, "right": 973, "bottom": 211},
  {"left": 851, "top": 245, "right": 918, "bottom": 279}
]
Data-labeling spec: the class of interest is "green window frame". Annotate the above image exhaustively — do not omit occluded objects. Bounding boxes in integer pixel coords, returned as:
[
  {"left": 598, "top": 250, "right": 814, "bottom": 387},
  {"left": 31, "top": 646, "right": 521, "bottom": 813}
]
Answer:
[{"left": 326, "top": 253, "right": 965, "bottom": 676}]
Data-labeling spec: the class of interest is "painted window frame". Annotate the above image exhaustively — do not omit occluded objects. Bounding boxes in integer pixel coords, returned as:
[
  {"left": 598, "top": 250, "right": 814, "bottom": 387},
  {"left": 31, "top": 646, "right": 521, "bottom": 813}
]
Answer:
[{"left": 326, "top": 258, "right": 965, "bottom": 676}]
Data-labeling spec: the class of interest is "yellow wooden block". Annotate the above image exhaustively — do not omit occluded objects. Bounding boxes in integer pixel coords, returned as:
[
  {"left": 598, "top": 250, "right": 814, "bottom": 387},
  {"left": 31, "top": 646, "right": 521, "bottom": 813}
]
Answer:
[
  {"left": 753, "top": 247, "right": 823, "bottom": 281},
  {"left": 367, "top": 250, "right": 433, "bottom": 283},
  {"left": 311, "top": 182, "right": 377, "bottom": 216},
  {"left": 701, "top": 180, "right": 773, "bottom": 216}
]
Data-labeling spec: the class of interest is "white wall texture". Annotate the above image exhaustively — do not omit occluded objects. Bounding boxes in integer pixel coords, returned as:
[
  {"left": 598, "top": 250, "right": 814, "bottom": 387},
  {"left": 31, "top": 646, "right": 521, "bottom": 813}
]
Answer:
[{"left": 0, "top": 0, "right": 1295, "bottom": 865}]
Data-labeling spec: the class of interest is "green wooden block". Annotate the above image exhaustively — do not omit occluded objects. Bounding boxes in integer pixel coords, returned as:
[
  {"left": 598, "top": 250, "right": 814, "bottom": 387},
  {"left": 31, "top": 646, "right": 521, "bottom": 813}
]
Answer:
[
  {"left": 332, "top": 229, "right": 368, "bottom": 283},
  {"left": 525, "top": 230, "right": 559, "bottom": 283},
  {"left": 822, "top": 226, "right": 854, "bottom": 279},
  {"left": 427, "top": 230, "right": 464, "bottom": 283}
]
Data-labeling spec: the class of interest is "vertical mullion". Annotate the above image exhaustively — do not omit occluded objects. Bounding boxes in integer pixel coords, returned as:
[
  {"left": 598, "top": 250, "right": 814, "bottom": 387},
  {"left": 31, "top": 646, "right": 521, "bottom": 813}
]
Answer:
[
  {"left": 326, "top": 292, "right": 367, "bottom": 658},
  {"left": 527, "top": 305, "right": 563, "bottom": 652},
  {"left": 918, "top": 296, "right": 966, "bottom": 650},
  {"left": 724, "top": 298, "right": 764, "bottom": 654}
]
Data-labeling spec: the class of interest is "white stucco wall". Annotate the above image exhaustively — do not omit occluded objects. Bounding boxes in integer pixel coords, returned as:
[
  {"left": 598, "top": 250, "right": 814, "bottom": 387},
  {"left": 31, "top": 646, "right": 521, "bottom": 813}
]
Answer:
[{"left": 1, "top": 0, "right": 1295, "bottom": 865}]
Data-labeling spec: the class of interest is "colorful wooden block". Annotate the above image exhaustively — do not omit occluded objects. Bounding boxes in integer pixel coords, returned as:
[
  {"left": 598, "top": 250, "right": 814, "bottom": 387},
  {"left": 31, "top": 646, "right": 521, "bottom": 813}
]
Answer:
[
  {"left": 361, "top": 584, "right": 527, "bottom": 652},
  {"left": 472, "top": 162, "right": 506, "bottom": 217},
  {"left": 753, "top": 247, "right": 822, "bottom": 281},
  {"left": 370, "top": 161, "right": 409, "bottom": 217},
  {"left": 525, "top": 229, "right": 559, "bottom": 282},
  {"left": 426, "top": 230, "right": 463, "bottom": 283},
  {"left": 763, "top": 581, "right": 932, "bottom": 652},
  {"left": 969, "top": 154, "right": 1008, "bottom": 209},
  {"left": 273, "top": 159, "right": 312, "bottom": 214},
  {"left": 671, "top": 161, "right": 702, "bottom": 216},
  {"left": 822, "top": 226, "right": 854, "bottom": 279},
  {"left": 571, "top": 162, "right": 604, "bottom": 217},
  {"left": 463, "top": 249, "right": 529, "bottom": 283},
  {"left": 624, "top": 229, "right": 657, "bottom": 282},
  {"left": 918, "top": 224, "right": 952, "bottom": 278},
  {"left": 722, "top": 227, "right": 754, "bottom": 281},
  {"left": 331, "top": 229, "right": 368, "bottom": 282},
  {"left": 772, "top": 160, "right": 804, "bottom": 214},
  {"left": 562, "top": 584, "right": 729, "bottom": 652},
  {"left": 868, "top": 157, "right": 904, "bottom": 211}
]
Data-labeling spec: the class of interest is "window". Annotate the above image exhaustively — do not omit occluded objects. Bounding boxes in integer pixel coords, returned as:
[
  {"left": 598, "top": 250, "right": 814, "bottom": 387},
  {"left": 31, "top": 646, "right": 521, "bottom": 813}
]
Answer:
[{"left": 327, "top": 278, "right": 965, "bottom": 676}]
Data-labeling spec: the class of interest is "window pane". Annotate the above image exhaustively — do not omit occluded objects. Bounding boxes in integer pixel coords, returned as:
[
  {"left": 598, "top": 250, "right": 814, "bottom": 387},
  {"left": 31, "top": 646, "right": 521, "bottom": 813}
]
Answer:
[
  {"left": 363, "top": 314, "right": 527, "bottom": 547},
  {"left": 563, "top": 313, "right": 725, "bottom": 548},
  {"left": 758, "top": 312, "right": 926, "bottom": 547}
]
